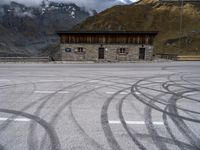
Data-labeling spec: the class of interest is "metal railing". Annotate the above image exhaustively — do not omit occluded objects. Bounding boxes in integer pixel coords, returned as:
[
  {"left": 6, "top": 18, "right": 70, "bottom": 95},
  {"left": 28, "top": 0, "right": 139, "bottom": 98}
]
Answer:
[
  {"left": 0, "top": 57, "right": 50, "bottom": 62},
  {"left": 157, "top": 54, "right": 178, "bottom": 60}
]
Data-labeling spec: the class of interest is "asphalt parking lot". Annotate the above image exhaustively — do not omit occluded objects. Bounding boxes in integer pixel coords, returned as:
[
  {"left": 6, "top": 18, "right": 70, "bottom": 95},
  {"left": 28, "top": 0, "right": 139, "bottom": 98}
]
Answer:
[{"left": 0, "top": 62, "right": 200, "bottom": 150}]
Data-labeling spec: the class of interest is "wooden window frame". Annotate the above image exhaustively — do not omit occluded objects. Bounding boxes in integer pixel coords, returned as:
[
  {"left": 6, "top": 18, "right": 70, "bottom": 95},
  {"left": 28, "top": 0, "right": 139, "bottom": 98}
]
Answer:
[
  {"left": 65, "top": 48, "right": 72, "bottom": 53},
  {"left": 75, "top": 47, "right": 85, "bottom": 54},
  {"left": 118, "top": 48, "right": 128, "bottom": 55}
]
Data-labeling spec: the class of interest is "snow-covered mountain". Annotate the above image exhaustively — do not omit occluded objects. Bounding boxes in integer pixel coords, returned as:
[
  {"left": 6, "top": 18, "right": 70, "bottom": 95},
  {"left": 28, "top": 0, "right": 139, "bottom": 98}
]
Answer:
[{"left": 0, "top": 1, "right": 96, "bottom": 58}]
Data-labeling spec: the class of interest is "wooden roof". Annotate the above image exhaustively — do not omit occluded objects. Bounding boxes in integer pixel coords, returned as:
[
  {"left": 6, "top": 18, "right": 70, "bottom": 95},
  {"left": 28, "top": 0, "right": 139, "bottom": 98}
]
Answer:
[{"left": 56, "top": 31, "right": 158, "bottom": 36}]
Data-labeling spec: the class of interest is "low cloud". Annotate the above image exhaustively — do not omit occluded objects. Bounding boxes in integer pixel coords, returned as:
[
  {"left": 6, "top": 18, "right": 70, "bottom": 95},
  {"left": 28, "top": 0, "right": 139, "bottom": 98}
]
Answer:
[
  {"left": 0, "top": 0, "right": 137, "bottom": 12},
  {"left": 13, "top": 8, "right": 35, "bottom": 17}
]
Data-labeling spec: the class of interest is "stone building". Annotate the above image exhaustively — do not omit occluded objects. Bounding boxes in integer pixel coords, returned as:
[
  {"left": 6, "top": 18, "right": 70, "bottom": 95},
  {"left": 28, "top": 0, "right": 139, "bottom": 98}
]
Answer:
[{"left": 57, "top": 31, "right": 158, "bottom": 62}]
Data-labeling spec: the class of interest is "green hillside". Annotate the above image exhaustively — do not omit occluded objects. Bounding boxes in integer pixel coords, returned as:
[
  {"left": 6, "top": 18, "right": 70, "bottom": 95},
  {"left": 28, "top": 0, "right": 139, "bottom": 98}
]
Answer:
[{"left": 73, "top": 0, "right": 200, "bottom": 55}]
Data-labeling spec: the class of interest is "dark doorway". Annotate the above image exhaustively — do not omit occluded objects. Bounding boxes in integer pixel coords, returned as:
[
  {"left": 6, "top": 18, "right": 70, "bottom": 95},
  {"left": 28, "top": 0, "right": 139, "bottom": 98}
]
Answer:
[
  {"left": 139, "top": 48, "right": 145, "bottom": 60},
  {"left": 98, "top": 48, "right": 105, "bottom": 59}
]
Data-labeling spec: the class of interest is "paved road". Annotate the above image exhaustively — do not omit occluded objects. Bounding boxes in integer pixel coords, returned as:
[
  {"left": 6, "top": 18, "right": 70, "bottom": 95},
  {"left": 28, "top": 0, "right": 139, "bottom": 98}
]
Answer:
[{"left": 0, "top": 62, "right": 200, "bottom": 150}]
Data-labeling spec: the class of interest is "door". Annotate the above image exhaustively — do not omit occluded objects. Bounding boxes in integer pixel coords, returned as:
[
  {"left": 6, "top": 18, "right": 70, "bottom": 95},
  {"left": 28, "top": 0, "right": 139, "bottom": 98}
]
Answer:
[
  {"left": 139, "top": 48, "right": 145, "bottom": 60},
  {"left": 98, "top": 48, "right": 105, "bottom": 59}
]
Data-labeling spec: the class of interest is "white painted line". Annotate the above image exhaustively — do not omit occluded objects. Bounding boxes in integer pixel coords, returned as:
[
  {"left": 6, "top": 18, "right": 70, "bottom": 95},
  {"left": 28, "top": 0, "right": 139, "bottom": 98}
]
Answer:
[
  {"left": 0, "top": 79, "right": 10, "bottom": 82},
  {"left": 106, "top": 91, "right": 115, "bottom": 94},
  {"left": 0, "top": 118, "right": 30, "bottom": 122},
  {"left": 133, "top": 91, "right": 141, "bottom": 95},
  {"left": 120, "top": 92, "right": 129, "bottom": 95},
  {"left": 133, "top": 87, "right": 136, "bottom": 91},
  {"left": 58, "top": 91, "right": 69, "bottom": 94},
  {"left": 35, "top": 91, "right": 55, "bottom": 94},
  {"left": 105, "top": 91, "right": 129, "bottom": 95},
  {"left": 89, "top": 80, "right": 99, "bottom": 83},
  {"left": 20, "top": 75, "right": 55, "bottom": 77},
  {"left": 109, "top": 120, "right": 164, "bottom": 125},
  {"left": 39, "top": 80, "right": 64, "bottom": 82},
  {"left": 183, "top": 92, "right": 197, "bottom": 96},
  {"left": 34, "top": 91, "right": 69, "bottom": 94},
  {"left": 36, "top": 75, "right": 55, "bottom": 77}
]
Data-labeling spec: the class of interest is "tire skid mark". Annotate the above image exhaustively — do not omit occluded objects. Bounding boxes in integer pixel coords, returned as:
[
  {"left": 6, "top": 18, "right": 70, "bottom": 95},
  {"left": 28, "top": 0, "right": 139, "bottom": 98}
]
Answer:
[
  {"left": 33, "top": 82, "right": 96, "bottom": 150},
  {"left": 131, "top": 73, "right": 200, "bottom": 150},
  {"left": 0, "top": 109, "right": 61, "bottom": 150},
  {"left": 0, "top": 77, "right": 102, "bottom": 149},
  {"left": 134, "top": 85, "right": 198, "bottom": 115},
  {"left": 39, "top": 82, "right": 121, "bottom": 150},
  {"left": 162, "top": 107, "right": 198, "bottom": 150},
  {"left": 118, "top": 93, "right": 147, "bottom": 150},
  {"left": 144, "top": 101, "right": 168, "bottom": 150},
  {"left": 166, "top": 74, "right": 200, "bottom": 148},
  {"left": 137, "top": 82, "right": 200, "bottom": 105},
  {"left": 27, "top": 83, "right": 69, "bottom": 150},
  {"left": 69, "top": 104, "right": 105, "bottom": 150},
  {"left": 181, "top": 74, "right": 200, "bottom": 86},
  {"left": 38, "top": 74, "right": 138, "bottom": 150},
  {"left": 39, "top": 84, "right": 98, "bottom": 150},
  {"left": 162, "top": 82, "right": 200, "bottom": 103},
  {"left": 137, "top": 81, "right": 193, "bottom": 150},
  {"left": 0, "top": 75, "right": 111, "bottom": 138},
  {"left": 132, "top": 133, "right": 198, "bottom": 149},
  {"left": 136, "top": 84, "right": 200, "bottom": 116},
  {"left": 167, "top": 92, "right": 200, "bottom": 149},
  {"left": 101, "top": 88, "right": 130, "bottom": 150},
  {"left": 132, "top": 82, "right": 200, "bottom": 123},
  {"left": 0, "top": 82, "right": 37, "bottom": 132},
  {"left": 66, "top": 83, "right": 129, "bottom": 150}
]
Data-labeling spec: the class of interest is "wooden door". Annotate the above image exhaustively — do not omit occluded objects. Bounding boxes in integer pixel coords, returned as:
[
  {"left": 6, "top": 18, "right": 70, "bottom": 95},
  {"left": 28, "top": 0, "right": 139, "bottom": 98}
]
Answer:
[
  {"left": 98, "top": 48, "right": 105, "bottom": 59},
  {"left": 139, "top": 48, "right": 145, "bottom": 60}
]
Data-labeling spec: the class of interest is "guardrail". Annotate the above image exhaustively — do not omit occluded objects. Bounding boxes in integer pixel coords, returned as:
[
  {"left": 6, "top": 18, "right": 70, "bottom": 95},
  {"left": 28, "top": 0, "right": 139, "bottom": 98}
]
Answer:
[
  {"left": 156, "top": 54, "right": 200, "bottom": 61},
  {"left": 0, "top": 57, "right": 50, "bottom": 62},
  {"left": 177, "top": 56, "right": 200, "bottom": 61},
  {"left": 157, "top": 54, "right": 178, "bottom": 60}
]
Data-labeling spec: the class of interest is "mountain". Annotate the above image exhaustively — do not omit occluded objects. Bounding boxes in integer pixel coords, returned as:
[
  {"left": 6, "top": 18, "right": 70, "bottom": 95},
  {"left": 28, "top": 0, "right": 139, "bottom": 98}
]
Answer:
[
  {"left": 0, "top": 1, "right": 96, "bottom": 59},
  {"left": 73, "top": 0, "right": 200, "bottom": 55}
]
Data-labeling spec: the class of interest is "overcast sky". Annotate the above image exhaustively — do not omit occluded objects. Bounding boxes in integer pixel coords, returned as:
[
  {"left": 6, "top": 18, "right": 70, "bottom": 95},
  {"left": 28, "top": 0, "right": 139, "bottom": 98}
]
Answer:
[{"left": 0, "top": 0, "right": 137, "bottom": 12}]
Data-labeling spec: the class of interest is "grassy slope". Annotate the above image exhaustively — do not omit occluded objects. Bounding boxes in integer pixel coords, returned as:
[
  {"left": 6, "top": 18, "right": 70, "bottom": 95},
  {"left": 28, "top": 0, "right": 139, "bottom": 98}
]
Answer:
[{"left": 73, "top": 0, "right": 200, "bottom": 55}]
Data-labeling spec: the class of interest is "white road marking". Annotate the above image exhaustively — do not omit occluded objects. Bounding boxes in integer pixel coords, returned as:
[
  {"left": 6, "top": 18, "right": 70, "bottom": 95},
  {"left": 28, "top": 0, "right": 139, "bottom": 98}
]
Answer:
[
  {"left": 18, "top": 75, "right": 55, "bottom": 77},
  {"left": 34, "top": 91, "right": 69, "bottom": 94},
  {"left": 0, "top": 118, "right": 30, "bottom": 122},
  {"left": 0, "top": 79, "right": 10, "bottom": 82},
  {"left": 135, "top": 92, "right": 141, "bottom": 95},
  {"left": 106, "top": 91, "right": 115, "bottom": 94},
  {"left": 39, "top": 80, "right": 64, "bottom": 82},
  {"left": 183, "top": 92, "right": 197, "bottom": 96},
  {"left": 89, "top": 80, "right": 99, "bottom": 83},
  {"left": 105, "top": 91, "right": 129, "bottom": 95},
  {"left": 109, "top": 120, "right": 164, "bottom": 125},
  {"left": 36, "top": 75, "right": 55, "bottom": 77},
  {"left": 120, "top": 92, "right": 129, "bottom": 95}
]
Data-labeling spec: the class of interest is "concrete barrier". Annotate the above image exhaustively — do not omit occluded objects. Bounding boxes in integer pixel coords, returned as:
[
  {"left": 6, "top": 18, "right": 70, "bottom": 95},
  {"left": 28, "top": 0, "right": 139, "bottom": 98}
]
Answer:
[
  {"left": 177, "top": 56, "right": 200, "bottom": 61},
  {"left": 0, "top": 57, "right": 50, "bottom": 62}
]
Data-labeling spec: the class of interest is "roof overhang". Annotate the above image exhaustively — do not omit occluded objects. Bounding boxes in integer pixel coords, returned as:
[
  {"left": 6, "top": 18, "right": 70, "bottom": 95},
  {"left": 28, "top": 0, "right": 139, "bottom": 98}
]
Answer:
[{"left": 56, "top": 31, "right": 159, "bottom": 36}]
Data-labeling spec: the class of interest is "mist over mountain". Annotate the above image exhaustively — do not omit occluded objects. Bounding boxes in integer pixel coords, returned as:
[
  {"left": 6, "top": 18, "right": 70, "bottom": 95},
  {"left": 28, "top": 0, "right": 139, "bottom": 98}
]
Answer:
[
  {"left": 0, "top": 1, "right": 96, "bottom": 58},
  {"left": 0, "top": 0, "right": 137, "bottom": 12}
]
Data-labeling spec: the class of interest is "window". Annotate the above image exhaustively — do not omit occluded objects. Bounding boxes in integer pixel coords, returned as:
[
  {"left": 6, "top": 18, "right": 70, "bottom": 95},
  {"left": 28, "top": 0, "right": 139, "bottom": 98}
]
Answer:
[
  {"left": 77, "top": 47, "right": 84, "bottom": 53},
  {"left": 65, "top": 48, "right": 72, "bottom": 52},
  {"left": 119, "top": 48, "right": 127, "bottom": 54}
]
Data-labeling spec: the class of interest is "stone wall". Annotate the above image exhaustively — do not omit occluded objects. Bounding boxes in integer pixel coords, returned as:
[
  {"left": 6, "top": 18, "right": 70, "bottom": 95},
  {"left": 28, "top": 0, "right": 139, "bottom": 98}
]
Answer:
[{"left": 60, "top": 44, "right": 153, "bottom": 61}]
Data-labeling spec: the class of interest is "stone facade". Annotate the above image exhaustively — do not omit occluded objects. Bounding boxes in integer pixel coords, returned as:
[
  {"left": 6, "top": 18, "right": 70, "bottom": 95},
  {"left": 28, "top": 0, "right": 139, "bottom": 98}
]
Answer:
[{"left": 60, "top": 44, "right": 153, "bottom": 62}]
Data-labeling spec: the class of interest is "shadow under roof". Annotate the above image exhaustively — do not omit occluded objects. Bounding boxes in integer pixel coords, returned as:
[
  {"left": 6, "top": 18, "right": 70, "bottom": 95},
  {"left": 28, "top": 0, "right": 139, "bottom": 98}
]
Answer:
[{"left": 56, "top": 31, "right": 158, "bottom": 35}]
